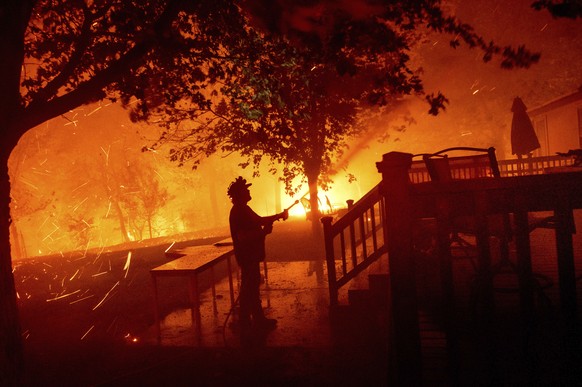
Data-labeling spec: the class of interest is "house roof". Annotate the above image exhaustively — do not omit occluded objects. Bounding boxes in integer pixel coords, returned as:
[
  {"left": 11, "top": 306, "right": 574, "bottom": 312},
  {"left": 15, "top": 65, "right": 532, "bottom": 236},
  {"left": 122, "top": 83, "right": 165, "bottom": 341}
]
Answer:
[{"left": 528, "top": 88, "right": 582, "bottom": 116}]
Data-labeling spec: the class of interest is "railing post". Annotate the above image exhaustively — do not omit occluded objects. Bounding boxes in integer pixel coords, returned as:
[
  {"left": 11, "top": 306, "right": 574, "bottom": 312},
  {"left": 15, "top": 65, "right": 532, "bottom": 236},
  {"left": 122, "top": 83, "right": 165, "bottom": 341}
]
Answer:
[
  {"left": 376, "top": 151, "right": 422, "bottom": 385},
  {"left": 321, "top": 216, "right": 338, "bottom": 308},
  {"left": 554, "top": 193, "right": 577, "bottom": 322}
]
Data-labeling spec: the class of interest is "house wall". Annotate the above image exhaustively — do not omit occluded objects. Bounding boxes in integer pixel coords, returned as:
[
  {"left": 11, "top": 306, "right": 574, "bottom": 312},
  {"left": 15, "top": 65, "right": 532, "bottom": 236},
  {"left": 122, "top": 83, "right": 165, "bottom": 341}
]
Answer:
[{"left": 529, "top": 94, "right": 582, "bottom": 156}]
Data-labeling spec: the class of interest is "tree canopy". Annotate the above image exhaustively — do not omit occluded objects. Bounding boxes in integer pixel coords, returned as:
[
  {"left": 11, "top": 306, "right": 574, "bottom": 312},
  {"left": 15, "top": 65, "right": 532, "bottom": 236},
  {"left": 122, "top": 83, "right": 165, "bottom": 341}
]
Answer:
[{"left": 139, "top": 0, "right": 542, "bottom": 225}]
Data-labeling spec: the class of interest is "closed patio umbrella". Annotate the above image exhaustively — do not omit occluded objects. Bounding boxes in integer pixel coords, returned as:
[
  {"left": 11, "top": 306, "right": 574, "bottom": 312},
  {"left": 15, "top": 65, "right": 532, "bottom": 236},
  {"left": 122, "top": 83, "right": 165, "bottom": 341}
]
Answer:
[
  {"left": 511, "top": 96, "right": 540, "bottom": 156},
  {"left": 511, "top": 96, "right": 540, "bottom": 175}
]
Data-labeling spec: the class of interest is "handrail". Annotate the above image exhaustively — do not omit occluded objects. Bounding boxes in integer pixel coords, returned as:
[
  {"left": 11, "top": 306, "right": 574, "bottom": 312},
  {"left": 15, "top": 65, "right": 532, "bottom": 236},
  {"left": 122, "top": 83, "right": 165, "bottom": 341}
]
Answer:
[
  {"left": 376, "top": 151, "right": 582, "bottom": 384},
  {"left": 409, "top": 154, "right": 576, "bottom": 182},
  {"left": 321, "top": 183, "right": 387, "bottom": 307},
  {"left": 321, "top": 153, "right": 577, "bottom": 309},
  {"left": 498, "top": 154, "right": 575, "bottom": 176}
]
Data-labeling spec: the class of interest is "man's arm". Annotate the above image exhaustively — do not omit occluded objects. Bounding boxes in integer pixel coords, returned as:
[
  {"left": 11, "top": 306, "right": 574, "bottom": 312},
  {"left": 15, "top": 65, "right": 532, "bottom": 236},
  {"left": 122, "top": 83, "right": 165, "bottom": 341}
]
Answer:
[{"left": 260, "top": 210, "right": 289, "bottom": 225}]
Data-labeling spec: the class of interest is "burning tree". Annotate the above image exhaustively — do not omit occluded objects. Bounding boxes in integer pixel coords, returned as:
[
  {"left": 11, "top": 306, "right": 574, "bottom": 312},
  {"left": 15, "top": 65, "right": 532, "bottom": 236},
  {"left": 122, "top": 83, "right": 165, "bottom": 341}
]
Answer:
[{"left": 1, "top": 0, "right": 566, "bottom": 382}]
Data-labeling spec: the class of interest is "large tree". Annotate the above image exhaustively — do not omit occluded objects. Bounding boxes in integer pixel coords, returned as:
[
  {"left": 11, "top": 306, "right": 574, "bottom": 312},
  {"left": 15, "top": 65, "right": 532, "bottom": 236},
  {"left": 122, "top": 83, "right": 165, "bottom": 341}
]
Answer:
[
  {"left": 141, "top": 1, "right": 542, "bottom": 231},
  {"left": 1, "top": 0, "right": 567, "bottom": 382},
  {"left": 1, "top": 0, "right": 250, "bottom": 381}
]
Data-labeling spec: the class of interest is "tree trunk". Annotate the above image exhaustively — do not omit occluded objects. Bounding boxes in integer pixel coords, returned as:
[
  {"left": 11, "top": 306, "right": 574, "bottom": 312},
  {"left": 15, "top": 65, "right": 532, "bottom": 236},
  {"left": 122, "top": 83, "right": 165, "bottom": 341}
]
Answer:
[
  {"left": 112, "top": 199, "right": 131, "bottom": 243},
  {"left": 148, "top": 217, "right": 153, "bottom": 239},
  {"left": 0, "top": 2, "right": 34, "bottom": 382},
  {"left": 0, "top": 152, "right": 23, "bottom": 385},
  {"left": 306, "top": 173, "right": 322, "bottom": 237}
]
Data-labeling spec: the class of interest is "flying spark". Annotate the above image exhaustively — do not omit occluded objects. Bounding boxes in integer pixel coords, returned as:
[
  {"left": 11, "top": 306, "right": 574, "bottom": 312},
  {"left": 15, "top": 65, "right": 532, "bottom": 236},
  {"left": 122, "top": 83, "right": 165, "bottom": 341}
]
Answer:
[
  {"left": 42, "top": 223, "right": 61, "bottom": 241},
  {"left": 81, "top": 325, "right": 94, "bottom": 340},
  {"left": 73, "top": 197, "right": 88, "bottom": 212},
  {"left": 46, "top": 289, "right": 81, "bottom": 302},
  {"left": 165, "top": 242, "right": 176, "bottom": 253},
  {"left": 18, "top": 177, "right": 39, "bottom": 190},
  {"left": 154, "top": 169, "right": 165, "bottom": 181},
  {"left": 72, "top": 181, "right": 89, "bottom": 192},
  {"left": 105, "top": 200, "right": 112, "bottom": 218},
  {"left": 92, "top": 281, "right": 120, "bottom": 310},
  {"left": 123, "top": 252, "right": 132, "bottom": 279},
  {"left": 86, "top": 106, "right": 103, "bottom": 116},
  {"left": 69, "top": 269, "right": 79, "bottom": 281},
  {"left": 101, "top": 145, "right": 111, "bottom": 166},
  {"left": 69, "top": 295, "right": 94, "bottom": 305},
  {"left": 31, "top": 167, "right": 52, "bottom": 176},
  {"left": 62, "top": 112, "right": 79, "bottom": 127}
]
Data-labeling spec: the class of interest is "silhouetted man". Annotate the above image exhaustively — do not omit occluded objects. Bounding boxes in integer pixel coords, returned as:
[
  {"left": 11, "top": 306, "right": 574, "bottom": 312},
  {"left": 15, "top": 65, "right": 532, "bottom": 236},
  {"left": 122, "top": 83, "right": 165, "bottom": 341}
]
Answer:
[{"left": 227, "top": 176, "right": 288, "bottom": 333}]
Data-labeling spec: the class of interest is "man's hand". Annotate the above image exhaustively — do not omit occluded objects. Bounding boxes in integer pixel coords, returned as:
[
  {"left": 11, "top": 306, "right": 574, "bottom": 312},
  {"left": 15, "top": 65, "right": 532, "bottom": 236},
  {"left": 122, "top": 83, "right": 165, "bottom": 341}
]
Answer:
[
  {"left": 281, "top": 209, "right": 289, "bottom": 221},
  {"left": 264, "top": 222, "right": 273, "bottom": 235}
]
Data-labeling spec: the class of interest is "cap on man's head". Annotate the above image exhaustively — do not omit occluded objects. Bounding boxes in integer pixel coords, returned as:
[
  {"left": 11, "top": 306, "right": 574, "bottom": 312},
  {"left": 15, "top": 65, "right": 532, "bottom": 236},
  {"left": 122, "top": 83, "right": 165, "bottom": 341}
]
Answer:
[{"left": 227, "top": 176, "right": 252, "bottom": 199}]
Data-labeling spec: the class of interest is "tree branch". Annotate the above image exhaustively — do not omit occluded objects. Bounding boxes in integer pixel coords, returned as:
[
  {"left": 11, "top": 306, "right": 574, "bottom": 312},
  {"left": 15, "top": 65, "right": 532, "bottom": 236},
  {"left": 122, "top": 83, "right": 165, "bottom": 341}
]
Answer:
[
  {"left": 15, "top": 0, "right": 182, "bottom": 133},
  {"left": 28, "top": 3, "right": 109, "bottom": 105}
]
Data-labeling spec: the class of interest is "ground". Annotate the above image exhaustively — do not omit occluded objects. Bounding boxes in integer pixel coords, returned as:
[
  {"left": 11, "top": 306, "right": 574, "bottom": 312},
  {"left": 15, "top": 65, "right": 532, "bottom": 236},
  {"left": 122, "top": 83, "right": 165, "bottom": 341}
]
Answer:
[
  {"left": 12, "top": 212, "right": 582, "bottom": 385},
  {"left": 13, "top": 219, "right": 387, "bottom": 386}
]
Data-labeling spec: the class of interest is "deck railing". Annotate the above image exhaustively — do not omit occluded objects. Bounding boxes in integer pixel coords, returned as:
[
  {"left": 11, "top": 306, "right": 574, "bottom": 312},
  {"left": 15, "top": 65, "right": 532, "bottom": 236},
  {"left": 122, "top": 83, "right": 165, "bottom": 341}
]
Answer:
[
  {"left": 498, "top": 154, "right": 575, "bottom": 176},
  {"left": 376, "top": 151, "right": 582, "bottom": 385},
  {"left": 321, "top": 183, "right": 387, "bottom": 307},
  {"left": 321, "top": 160, "right": 437, "bottom": 307},
  {"left": 408, "top": 154, "right": 577, "bottom": 182},
  {"left": 321, "top": 154, "right": 577, "bottom": 308},
  {"left": 322, "top": 151, "right": 580, "bottom": 384}
]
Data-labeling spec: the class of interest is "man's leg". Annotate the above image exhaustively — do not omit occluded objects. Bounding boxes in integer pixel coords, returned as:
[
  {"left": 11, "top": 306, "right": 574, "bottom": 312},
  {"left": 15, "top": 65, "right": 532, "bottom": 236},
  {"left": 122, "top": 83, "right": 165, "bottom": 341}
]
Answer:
[
  {"left": 249, "top": 262, "right": 276, "bottom": 329},
  {"left": 239, "top": 264, "right": 253, "bottom": 329},
  {"left": 247, "top": 261, "right": 264, "bottom": 321}
]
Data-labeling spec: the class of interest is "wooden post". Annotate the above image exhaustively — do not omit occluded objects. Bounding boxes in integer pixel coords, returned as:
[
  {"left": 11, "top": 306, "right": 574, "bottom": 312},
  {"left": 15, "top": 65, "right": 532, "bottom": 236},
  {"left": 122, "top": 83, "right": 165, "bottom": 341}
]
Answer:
[
  {"left": 211, "top": 266, "right": 217, "bottom": 314},
  {"left": 434, "top": 195, "right": 459, "bottom": 380},
  {"left": 346, "top": 200, "right": 358, "bottom": 266},
  {"left": 554, "top": 199, "right": 577, "bottom": 321},
  {"left": 376, "top": 152, "right": 422, "bottom": 385},
  {"left": 474, "top": 191, "right": 495, "bottom": 318},
  {"left": 189, "top": 274, "right": 202, "bottom": 344},
  {"left": 321, "top": 216, "right": 338, "bottom": 308},
  {"left": 513, "top": 194, "right": 535, "bottom": 322}
]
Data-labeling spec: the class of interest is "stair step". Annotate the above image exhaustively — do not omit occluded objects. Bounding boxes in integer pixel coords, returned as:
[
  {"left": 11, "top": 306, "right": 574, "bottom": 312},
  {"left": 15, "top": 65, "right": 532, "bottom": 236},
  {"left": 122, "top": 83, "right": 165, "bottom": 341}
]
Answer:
[
  {"left": 329, "top": 303, "right": 391, "bottom": 346},
  {"left": 369, "top": 273, "right": 390, "bottom": 295},
  {"left": 347, "top": 273, "right": 390, "bottom": 307},
  {"left": 348, "top": 288, "right": 374, "bottom": 306},
  {"left": 348, "top": 293, "right": 390, "bottom": 310}
]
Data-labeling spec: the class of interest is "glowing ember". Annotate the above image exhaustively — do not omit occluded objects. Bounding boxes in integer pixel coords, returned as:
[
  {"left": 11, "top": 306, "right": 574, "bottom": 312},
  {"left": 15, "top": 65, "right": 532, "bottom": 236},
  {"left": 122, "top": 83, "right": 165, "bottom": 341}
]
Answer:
[
  {"left": 46, "top": 289, "right": 80, "bottom": 302},
  {"left": 80, "top": 325, "right": 94, "bottom": 340},
  {"left": 92, "top": 281, "right": 120, "bottom": 310},
  {"left": 123, "top": 251, "right": 132, "bottom": 278},
  {"left": 164, "top": 242, "right": 176, "bottom": 253}
]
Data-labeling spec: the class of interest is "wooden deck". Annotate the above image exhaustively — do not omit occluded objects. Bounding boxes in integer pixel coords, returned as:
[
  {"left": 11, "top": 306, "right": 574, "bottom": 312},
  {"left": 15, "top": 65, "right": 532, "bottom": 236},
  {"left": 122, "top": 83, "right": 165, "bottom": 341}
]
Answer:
[{"left": 414, "top": 214, "right": 582, "bottom": 385}]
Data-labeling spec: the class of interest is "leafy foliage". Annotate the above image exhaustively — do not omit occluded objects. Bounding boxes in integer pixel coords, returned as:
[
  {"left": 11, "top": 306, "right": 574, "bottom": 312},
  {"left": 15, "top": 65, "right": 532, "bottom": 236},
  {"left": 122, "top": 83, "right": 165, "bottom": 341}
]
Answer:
[
  {"left": 139, "top": 0, "right": 542, "bottom": 216},
  {"left": 531, "top": 0, "right": 582, "bottom": 18}
]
